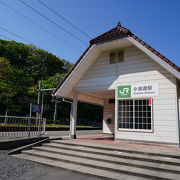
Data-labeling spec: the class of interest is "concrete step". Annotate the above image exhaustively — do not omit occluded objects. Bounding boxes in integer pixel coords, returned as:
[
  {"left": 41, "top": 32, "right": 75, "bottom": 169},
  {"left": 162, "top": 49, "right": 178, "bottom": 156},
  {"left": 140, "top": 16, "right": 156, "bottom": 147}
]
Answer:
[
  {"left": 21, "top": 149, "right": 180, "bottom": 180},
  {"left": 51, "top": 140, "right": 180, "bottom": 159},
  {"left": 45, "top": 142, "right": 180, "bottom": 166},
  {"left": 14, "top": 153, "right": 147, "bottom": 180},
  {"left": 33, "top": 145, "right": 180, "bottom": 174},
  {"left": 13, "top": 154, "right": 145, "bottom": 180}
]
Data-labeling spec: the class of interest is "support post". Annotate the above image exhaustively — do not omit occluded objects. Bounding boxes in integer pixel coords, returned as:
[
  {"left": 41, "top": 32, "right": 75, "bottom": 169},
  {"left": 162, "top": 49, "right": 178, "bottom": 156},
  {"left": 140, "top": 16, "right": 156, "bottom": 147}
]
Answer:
[
  {"left": 40, "top": 91, "right": 44, "bottom": 118},
  {"left": 37, "top": 81, "right": 42, "bottom": 136},
  {"left": 28, "top": 103, "right": 32, "bottom": 138},
  {"left": 37, "top": 81, "right": 42, "bottom": 118},
  {"left": 53, "top": 101, "right": 58, "bottom": 124},
  {"left": 4, "top": 111, "right": 7, "bottom": 125},
  {"left": 70, "top": 91, "right": 78, "bottom": 139}
]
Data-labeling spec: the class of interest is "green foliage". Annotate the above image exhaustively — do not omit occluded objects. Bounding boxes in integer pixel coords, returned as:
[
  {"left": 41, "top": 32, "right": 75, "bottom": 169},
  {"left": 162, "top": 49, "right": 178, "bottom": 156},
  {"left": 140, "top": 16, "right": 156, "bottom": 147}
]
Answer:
[
  {"left": 0, "top": 39, "right": 103, "bottom": 126},
  {"left": 0, "top": 39, "right": 72, "bottom": 115},
  {"left": 0, "top": 57, "right": 16, "bottom": 113}
]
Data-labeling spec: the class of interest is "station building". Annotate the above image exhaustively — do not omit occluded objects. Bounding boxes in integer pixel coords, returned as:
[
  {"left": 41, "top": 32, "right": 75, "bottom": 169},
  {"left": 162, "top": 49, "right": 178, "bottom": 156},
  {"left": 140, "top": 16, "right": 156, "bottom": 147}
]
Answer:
[{"left": 53, "top": 22, "right": 180, "bottom": 147}]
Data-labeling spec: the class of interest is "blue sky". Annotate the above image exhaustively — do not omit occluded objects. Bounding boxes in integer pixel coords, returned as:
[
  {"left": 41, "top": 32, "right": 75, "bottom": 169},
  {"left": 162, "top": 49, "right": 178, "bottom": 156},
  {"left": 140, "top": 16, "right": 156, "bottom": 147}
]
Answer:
[{"left": 0, "top": 0, "right": 179, "bottom": 66}]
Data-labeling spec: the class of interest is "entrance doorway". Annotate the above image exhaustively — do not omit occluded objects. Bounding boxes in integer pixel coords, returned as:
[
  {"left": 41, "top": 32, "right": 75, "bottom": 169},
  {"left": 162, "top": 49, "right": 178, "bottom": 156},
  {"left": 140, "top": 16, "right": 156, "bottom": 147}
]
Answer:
[{"left": 81, "top": 90, "right": 115, "bottom": 135}]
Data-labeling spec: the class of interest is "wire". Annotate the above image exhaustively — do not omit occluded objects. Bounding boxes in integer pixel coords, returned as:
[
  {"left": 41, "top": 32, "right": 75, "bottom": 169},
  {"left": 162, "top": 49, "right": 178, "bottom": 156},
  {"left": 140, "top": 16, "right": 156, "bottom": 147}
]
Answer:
[
  {"left": 38, "top": 0, "right": 91, "bottom": 39},
  {"left": 0, "top": 26, "right": 33, "bottom": 44},
  {"left": 0, "top": 1, "right": 81, "bottom": 53},
  {"left": 0, "top": 33, "right": 12, "bottom": 41},
  {"left": 0, "top": 26, "right": 44, "bottom": 50},
  {"left": 18, "top": 0, "right": 88, "bottom": 45}
]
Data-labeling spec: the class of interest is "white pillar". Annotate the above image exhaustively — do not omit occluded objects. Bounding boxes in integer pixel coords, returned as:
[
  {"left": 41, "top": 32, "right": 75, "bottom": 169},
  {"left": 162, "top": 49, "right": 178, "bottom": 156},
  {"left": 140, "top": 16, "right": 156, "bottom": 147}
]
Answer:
[{"left": 70, "top": 91, "right": 78, "bottom": 139}]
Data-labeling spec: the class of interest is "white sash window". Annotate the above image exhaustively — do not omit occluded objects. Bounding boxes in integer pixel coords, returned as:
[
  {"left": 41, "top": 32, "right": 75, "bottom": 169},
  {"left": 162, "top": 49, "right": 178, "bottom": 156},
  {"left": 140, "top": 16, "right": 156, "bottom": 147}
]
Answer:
[{"left": 118, "top": 99, "right": 152, "bottom": 131}]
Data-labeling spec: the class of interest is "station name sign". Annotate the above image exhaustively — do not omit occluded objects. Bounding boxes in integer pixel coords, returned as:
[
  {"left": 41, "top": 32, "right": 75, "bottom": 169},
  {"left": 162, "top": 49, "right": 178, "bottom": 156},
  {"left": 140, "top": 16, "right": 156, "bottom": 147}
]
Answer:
[{"left": 118, "top": 83, "right": 158, "bottom": 98}]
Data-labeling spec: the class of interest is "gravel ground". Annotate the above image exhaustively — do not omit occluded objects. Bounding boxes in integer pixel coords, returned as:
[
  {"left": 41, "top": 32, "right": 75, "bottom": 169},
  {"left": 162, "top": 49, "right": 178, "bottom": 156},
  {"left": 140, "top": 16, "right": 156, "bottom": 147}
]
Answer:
[
  {"left": 0, "top": 150, "right": 35, "bottom": 180},
  {"left": 0, "top": 130, "right": 104, "bottom": 180},
  {"left": 0, "top": 150, "right": 103, "bottom": 180}
]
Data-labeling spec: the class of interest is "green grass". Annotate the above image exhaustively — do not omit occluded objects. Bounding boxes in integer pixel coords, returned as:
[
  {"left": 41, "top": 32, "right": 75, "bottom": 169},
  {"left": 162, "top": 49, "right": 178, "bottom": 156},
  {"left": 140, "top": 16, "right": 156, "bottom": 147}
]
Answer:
[{"left": 0, "top": 123, "right": 95, "bottom": 128}]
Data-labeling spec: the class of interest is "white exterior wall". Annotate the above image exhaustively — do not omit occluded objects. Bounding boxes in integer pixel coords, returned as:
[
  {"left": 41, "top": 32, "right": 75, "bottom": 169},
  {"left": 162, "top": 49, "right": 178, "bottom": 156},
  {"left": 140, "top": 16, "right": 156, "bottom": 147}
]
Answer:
[
  {"left": 177, "top": 80, "right": 180, "bottom": 147},
  {"left": 103, "top": 100, "right": 115, "bottom": 134},
  {"left": 76, "top": 46, "right": 178, "bottom": 145}
]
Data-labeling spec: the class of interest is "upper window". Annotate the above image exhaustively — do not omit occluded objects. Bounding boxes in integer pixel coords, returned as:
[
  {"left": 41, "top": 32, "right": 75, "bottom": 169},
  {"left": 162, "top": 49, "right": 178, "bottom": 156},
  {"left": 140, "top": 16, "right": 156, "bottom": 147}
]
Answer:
[
  {"left": 118, "top": 99, "right": 152, "bottom": 131},
  {"left": 110, "top": 52, "right": 115, "bottom": 64},
  {"left": 109, "top": 51, "right": 124, "bottom": 64},
  {"left": 118, "top": 51, "right": 124, "bottom": 62}
]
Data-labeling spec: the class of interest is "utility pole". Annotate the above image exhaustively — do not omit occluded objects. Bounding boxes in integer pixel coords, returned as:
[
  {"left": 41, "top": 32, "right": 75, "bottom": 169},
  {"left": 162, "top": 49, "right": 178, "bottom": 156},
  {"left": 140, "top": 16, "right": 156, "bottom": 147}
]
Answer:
[
  {"left": 37, "top": 81, "right": 42, "bottom": 136},
  {"left": 28, "top": 103, "right": 32, "bottom": 138},
  {"left": 37, "top": 81, "right": 42, "bottom": 117},
  {"left": 53, "top": 100, "right": 58, "bottom": 124},
  {"left": 41, "top": 91, "right": 44, "bottom": 118}
]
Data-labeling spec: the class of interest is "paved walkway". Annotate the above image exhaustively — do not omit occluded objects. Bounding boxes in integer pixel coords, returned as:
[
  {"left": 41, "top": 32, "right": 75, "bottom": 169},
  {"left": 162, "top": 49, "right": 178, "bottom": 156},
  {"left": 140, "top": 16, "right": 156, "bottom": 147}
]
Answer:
[
  {"left": 46, "top": 129, "right": 102, "bottom": 137},
  {"left": 0, "top": 130, "right": 102, "bottom": 142},
  {"left": 70, "top": 134, "right": 180, "bottom": 152}
]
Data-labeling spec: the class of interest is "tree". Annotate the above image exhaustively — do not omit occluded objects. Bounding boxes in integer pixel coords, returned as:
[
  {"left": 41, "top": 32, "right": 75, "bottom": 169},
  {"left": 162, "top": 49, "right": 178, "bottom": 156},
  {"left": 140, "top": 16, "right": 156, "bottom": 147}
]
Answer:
[
  {"left": 0, "top": 39, "right": 72, "bottom": 116},
  {"left": 0, "top": 39, "right": 103, "bottom": 126},
  {"left": 0, "top": 57, "right": 15, "bottom": 113}
]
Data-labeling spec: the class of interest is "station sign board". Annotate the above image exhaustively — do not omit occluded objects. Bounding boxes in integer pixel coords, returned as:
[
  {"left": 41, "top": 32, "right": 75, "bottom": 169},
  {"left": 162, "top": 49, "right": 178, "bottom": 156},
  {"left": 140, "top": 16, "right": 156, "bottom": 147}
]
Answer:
[{"left": 118, "top": 83, "right": 158, "bottom": 98}]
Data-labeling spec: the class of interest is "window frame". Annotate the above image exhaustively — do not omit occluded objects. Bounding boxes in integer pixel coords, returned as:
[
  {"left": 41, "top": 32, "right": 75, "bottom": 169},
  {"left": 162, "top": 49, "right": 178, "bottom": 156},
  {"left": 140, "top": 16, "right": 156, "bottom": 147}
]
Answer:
[
  {"left": 118, "top": 51, "right": 124, "bottom": 63},
  {"left": 109, "top": 50, "right": 124, "bottom": 64},
  {"left": 109, "top": 52, "right": 115, "bottom": 64},
  {"left": 117, "top": 98, "right": 153, "bottom": 133}
]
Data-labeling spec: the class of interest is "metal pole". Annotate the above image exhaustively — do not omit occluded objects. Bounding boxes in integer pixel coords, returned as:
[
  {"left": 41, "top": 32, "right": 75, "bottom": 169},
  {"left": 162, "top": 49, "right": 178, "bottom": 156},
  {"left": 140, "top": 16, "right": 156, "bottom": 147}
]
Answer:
[
  {"left": 41, "top": 91, "right": 44, "bottom": 118},
  {"left": 53, "top": 101, "right": 58, "bottom": 124},
  {"left": 28, "top": 103, "right": 32, "bottom": 138},
  {"left": 42, "top": 118, "right": 46, "bottom": 136},
  {"left": 4, "top": 111, "right": 7, "bottom": 125},
  {"left": 37, "top": 81, "right": 42, "bottom": 136},
  {"left": 37, "top": 81, "right": 42, "bottom": 118}
]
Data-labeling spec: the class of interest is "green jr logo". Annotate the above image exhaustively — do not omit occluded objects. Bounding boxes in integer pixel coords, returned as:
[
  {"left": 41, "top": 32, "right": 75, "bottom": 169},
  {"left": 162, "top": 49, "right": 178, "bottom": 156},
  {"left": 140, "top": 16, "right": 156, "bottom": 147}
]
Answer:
[{"left": 118, "top": 85, "right": 131, "bottom": 98}]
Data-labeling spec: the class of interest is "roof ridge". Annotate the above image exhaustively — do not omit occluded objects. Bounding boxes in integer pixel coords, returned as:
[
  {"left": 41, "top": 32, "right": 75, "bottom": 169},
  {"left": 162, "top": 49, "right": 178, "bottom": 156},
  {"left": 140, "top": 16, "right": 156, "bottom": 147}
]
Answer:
[{"left": 90, "top": 23, "right": 132, "bottom": 44}]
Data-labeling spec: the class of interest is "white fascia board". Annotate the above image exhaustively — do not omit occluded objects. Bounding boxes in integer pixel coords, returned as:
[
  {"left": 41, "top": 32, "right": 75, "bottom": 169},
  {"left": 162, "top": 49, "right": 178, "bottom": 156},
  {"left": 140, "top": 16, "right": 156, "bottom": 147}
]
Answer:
[
  {"left": 54, "top": 45, "right": 96, "bottom": 97},
  {"left": 127, "top": 37, "right": 180, "bottom": 80}
]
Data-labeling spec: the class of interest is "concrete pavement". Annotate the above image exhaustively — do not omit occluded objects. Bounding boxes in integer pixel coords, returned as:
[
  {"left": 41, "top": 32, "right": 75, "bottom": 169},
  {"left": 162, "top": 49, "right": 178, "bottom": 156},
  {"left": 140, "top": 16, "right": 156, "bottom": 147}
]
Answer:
[{"left": 45, "top": 129, "right": 102, "bottom": 137}]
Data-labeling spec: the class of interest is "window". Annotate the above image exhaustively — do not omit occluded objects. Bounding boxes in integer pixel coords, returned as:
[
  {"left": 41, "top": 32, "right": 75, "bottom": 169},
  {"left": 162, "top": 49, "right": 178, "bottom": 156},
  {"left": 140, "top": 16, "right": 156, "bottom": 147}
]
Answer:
[
  {"left": 118, "top": 51, "right": 124, "bottom": 62},
  {"left": 110, "top": 52, "right": 115, "bottom": 64},
  {"left": 109, "top": 51, "right": 124, "bottom": 64},
  {"left": 118, "top": 99, "right": 152, "bottom": 130}
]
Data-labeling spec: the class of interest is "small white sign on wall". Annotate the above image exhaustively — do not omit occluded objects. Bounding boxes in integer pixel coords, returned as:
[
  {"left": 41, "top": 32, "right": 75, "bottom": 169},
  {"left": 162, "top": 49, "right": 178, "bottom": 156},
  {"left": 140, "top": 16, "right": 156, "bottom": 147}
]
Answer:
[
  {"left": 106, "top": 113, "right": 113, "bottom": 118},
  {"left": 131, "top": 83, "right": 158, "bottom": 97}
]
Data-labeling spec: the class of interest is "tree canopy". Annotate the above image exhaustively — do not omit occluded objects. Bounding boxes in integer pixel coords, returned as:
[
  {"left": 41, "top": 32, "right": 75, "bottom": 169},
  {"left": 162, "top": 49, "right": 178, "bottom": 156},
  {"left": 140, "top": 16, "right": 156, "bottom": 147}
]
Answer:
[
  {"left": 0, "top": 39, "right": 103, "bottom": 126},
  {"left": 0, "top": 39, "right": 72, "bottom": 115}
]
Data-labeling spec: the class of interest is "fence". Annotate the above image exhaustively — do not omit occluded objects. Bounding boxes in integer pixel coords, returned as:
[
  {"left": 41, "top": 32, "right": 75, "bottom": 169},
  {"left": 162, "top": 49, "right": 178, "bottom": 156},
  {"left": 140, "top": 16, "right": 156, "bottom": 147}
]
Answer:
[{"left": 0, "top": 115, "right": 46, "bottom": 138}]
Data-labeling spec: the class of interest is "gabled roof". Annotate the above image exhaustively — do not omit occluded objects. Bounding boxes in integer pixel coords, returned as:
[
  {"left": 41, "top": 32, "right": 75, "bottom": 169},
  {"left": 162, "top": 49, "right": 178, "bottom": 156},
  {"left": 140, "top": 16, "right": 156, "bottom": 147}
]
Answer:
[
  {"left": 90, "top": 21, "right": 132, "bottom": 44},
  {"left": 90, "top": 21, "right": 180, "bottom": 72},
  {"left": 53, "top": 22, "right": 180, "bottom": 96}
]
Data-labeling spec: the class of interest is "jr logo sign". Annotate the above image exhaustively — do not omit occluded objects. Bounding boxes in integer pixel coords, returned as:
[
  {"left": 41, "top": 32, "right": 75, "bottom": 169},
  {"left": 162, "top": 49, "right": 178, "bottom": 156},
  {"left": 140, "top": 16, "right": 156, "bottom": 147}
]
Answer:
[
  {"left": 118, "top": 85, "right": 131, "bottom": 98},
  {"left": 117, "top": 83, "right": 158, "bottom": 98}
]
